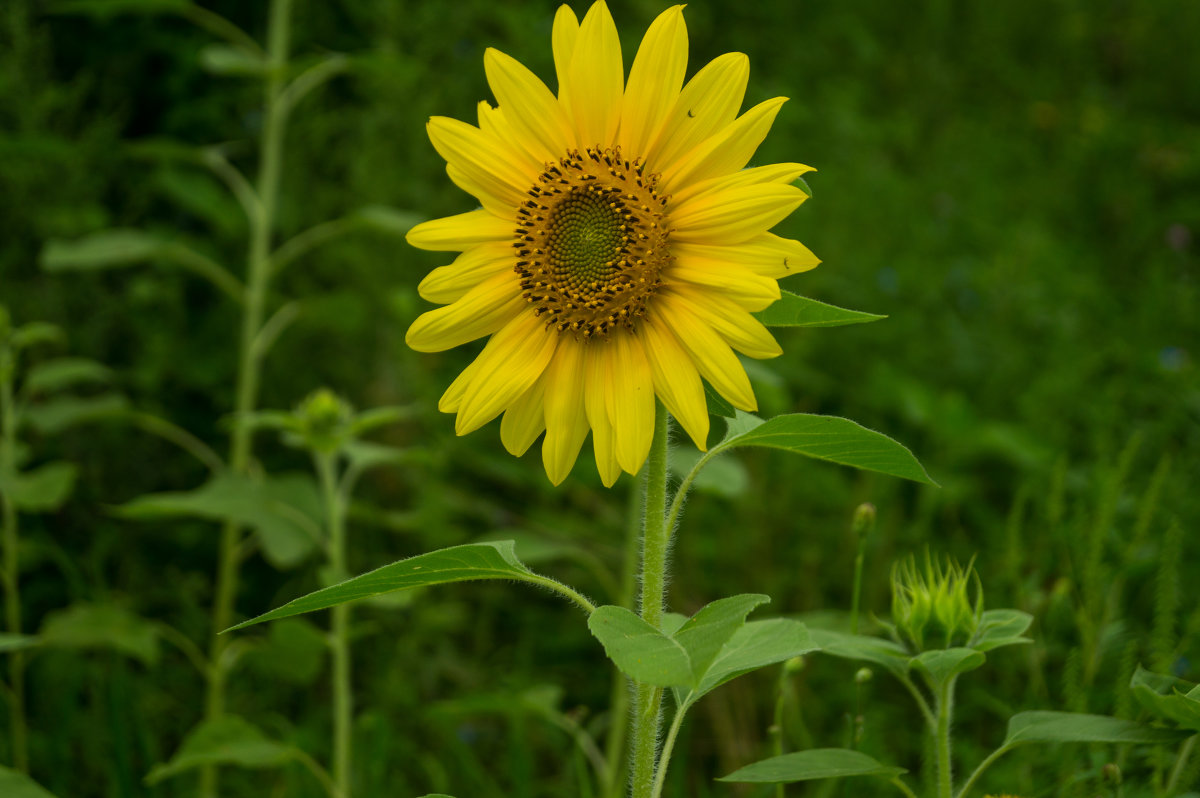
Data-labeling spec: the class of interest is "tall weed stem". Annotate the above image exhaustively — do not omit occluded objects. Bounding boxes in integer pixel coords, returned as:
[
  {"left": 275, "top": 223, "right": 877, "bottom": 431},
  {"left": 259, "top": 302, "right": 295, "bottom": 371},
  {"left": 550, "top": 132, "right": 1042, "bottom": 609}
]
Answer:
[
  {"left": 317, "top": 453, "right": 353, "bottom": 797},
  {"left": 0, "top": 353, "right": 27, "bottom": 771}
]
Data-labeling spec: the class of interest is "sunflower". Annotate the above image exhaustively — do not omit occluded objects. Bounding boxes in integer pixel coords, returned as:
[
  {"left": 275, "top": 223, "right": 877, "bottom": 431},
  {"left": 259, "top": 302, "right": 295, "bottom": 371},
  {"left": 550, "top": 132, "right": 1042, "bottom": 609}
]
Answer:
[{"left": 406, "top": 1, "right": 818, "bottom": 486}]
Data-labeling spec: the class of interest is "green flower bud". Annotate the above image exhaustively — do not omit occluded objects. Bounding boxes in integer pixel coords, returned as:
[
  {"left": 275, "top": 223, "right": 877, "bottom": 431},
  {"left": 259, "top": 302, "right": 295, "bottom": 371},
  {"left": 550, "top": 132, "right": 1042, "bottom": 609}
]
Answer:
[
  {"left": 854, "top": 667, "right": 873, "bottom": 684},
  {"left": 296, "top": 388, "right": 353, "bottom": 454},
  {"left": 1101, "top": 763, "right": 1121, "bottom": 785},
  {"left": 891, "top": 551, "right": 983, "bottom": 652},
  {"left": 852, "top": 503, "right": 876, "bottom": 541},
  {"left": 784, "top": 656, "right": 805, "bottom": 674}
]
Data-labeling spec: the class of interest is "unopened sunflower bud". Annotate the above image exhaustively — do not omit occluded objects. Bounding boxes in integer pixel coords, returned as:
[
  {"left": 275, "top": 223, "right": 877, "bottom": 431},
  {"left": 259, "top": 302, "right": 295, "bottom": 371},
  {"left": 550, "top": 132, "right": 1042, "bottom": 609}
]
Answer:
[
  {"left": 784, "top": 656, "right": 805, "bottom": 675},
  {"left": 852, "top": 503, "right": 876, "bottom": 541},
  {"left": 1101, "top": 763, "right": 1121, "bottom": 785},
  {"left": 891, "top": 551, "right": 983, "bottom": 652},
  {"left": 297, "top": 388, "right": 353, "bottom": 454},
  {"left": 855, "top": 667, "right": 873, "bottom": 684}
]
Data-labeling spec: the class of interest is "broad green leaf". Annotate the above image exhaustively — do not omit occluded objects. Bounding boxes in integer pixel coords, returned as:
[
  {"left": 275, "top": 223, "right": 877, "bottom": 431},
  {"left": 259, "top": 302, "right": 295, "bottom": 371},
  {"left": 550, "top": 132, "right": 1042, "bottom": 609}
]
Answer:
[
  {"left": 1003, "top": 711, "right": 1188, "bottom": 746},
  {"left": 10, "top": 322, "right": 64, "bottom": 350},
  {"left": 0, "top": 766, "right": 59, "bottom": 798},
  {"left": 2, "top": 461, "right": 77, "bottom": 512},
  {"left": 41, "top": 229, "right": 166, "bottom": 271},
  {"left": 808, "top": 629, "right": 911, "bottom": 677},
  {"left": 719, "top": 748, "right": 905, "bottom": 783},
  {"left": 342, "top": 440, "right": 411, "bottom": 472},
  {"left": 588, "top": 606, "right": 692, "bottom": 687},
  {"left": 243, "top": 618, "right": 327, "bottom": 686},
  {"left": 715, "top": 411, "right": 936, "bottom": 485},
  {"left": 0, "top": 634, "right": 39, "bottom": 653},
  {"left": 971, "top": 608, "right": 1034, "bottom": 652},
  {"left": 692, "top": 618, "right": 818, "bottom": 699},
  {"left": 228, "top": 541, "right": 557, "bottom": 631},
  {"left": 347, "top": 405, "right": 414, "bottom": 435},
  {"left": 39, "top": 603, "right": 159, "bottom": 665},
  {"left": 912, "top": 647, "right": 985, "bottom": 685},
  {"left": 754, "top": 290, "right": 886, "bottom": 328},
  {"left": 353, "top": 205, "right": 423, "bottom": 235},
  {"left": 22, "top": 393, "right": 128, "bottom": 434},
  {"left": 673, "top": 594, "right": 769, "bottom": 685},
  {"left": 23, "top": 357, "right": 112, "bottom": 394},
  {"left": 1130, "top": 666, "right": 1200, "bottom": 731},
  {"left": 702, "top": 378, "right": 736, "bottom": 419},
  {"left": 116, "top": 473, "right": 320, "bottom": 569},
  {"left": 670, "top": 445, "right": 749, "bottom": 498},
  {"left": 145, "top": 716, "right": 298, "bottom": 784},
  {"left": 199, "top": 44, "right": 266, "bottom": 76}
]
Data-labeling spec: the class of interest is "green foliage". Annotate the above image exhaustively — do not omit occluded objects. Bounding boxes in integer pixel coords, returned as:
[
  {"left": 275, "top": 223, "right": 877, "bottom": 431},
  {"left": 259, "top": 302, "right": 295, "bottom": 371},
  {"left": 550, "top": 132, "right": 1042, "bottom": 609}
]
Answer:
[
  {"left": 145, "top": 716, "right": 301, "bottom": 785},
  {"left": 719, "top": 748, "right": 905, "bottom": 783},
  {"left": 0, "top": 766, "right": 59, "bottom": 798},
  {"left": 754, "top": 290, "right": 886, "bottom": 328}
]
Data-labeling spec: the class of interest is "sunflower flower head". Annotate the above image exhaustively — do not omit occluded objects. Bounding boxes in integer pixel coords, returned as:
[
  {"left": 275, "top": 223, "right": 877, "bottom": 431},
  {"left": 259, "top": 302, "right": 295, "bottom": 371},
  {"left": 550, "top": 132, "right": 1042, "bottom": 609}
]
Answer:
[{"left": 406, "top": 2, "right": 818, "bottom": 486}]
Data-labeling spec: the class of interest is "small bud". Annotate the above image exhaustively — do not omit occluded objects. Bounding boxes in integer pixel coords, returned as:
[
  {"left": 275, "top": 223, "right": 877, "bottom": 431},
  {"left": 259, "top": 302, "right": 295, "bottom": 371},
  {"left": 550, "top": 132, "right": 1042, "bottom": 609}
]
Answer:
[
  {"left": 891, "top": 551, "right": 984, "bottom": 652},
  {"left": 852, "top": 503, "right": 876, "bottom": 541},
  {"left": 1101, "top": 763, "right": 1121, "bottom": 785},
  {"left": 784, "top": 656, "right": 805, "bottom": 674},
  {"left": 296, "top": 388, "right": 354, "bottom": 454},
  {"left": 854, "top": 667, "right": 873, "bottom": 685}
]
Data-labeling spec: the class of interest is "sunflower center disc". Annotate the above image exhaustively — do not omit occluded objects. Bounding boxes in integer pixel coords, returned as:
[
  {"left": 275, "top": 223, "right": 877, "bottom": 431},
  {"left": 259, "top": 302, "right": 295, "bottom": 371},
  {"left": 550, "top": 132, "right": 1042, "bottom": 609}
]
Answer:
[{"left": 514, "top": 147, "right": 671, "bottom": 339}]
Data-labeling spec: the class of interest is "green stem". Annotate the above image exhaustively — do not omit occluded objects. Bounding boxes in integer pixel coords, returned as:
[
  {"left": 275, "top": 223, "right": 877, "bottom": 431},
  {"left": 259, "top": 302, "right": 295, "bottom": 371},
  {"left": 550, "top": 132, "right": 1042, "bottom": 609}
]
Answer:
[
  {"left": 649, "top": 703, "right": 688, "bottom": 798},
  {"left": 771, "top": 666, "right": 790, "bottom": 798},
  {"left": 954, "top": 743, "right": 1012, "bottom": 798},
  {"left": 317, "top": 453, "right": 352, "bottom": 798},
  {"left": 201, "top": 1, "right": 291, "bottom": 795},
  {"left": 630, "top": 404, "right": 670, "bottom": 798},
  {"left": 1166, "top": 734, "right": 1196, "bottom": 795},
  {"left": 850, "top": 535, "right": 866, "bottom": 636},
  {"left": 0, "top": 352, "right": 27, "bottom": 772},
  {"left": 889, "top": 777, "right": 920, "bottom": 798},
  {"left": 934, "top": 677, "right": 956, "bottom": 798}
]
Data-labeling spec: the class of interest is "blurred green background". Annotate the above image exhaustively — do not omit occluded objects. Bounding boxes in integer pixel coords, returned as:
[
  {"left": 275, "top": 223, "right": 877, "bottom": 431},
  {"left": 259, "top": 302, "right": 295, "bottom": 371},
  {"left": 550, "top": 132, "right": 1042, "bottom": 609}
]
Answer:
[{"left": 2, "top": 0, "right": 1198, "bottom": 795}]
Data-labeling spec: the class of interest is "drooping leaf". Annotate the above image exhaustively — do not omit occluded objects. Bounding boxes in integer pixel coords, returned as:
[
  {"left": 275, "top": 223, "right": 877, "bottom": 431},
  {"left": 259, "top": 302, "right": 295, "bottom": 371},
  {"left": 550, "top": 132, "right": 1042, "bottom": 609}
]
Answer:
[
  {"left": 1, "top": 461, "right": 77, "bottom": 512},
  {"left": 673, "top": 594, "right": 770, "bottom": 685},
  {"left": 39, "top": 603, "right": 160, "bottom": 665},
  {"left": 588, "top": 606, "right": 692, "bottom": 687},
  {"left": 0, "top": 634, "right": 40, "bottom": 654},
  {"left": 23, "top": 357, "right": 113, "bottom": 395},
  {"left": 40, "top": 229, "right": 167, "bottom": 271},
  {"left": 719, "top": 748, "right": 905, "bottom": 783},
  {"left": 144, "top": 716, "right": 299, "bottom": 785},
  {"left": 199, "top": 44, "right": 266, "bottom": 76},
  {"left": 1130, "top": 666, "right": 1200, "bottom": 731},
  {"left": 1003, "top": 711, "right": 1188, "bottom": 746},
  {"left": 227, "top": 541, "right": 560, "bottom": 631},
  {"left": 715, "top": 411, "right": 936, "bottom": 485},
  {"left": 912, "top": 647, "right": 985, "bottom": 685},
  {"left": 754, "top": 290, "right": 886, "bottom": 328},
  {"left": 0, "top": 766, "right": 60, "bottom": 798},
  {"left": 21, "top": 394, "right": 128, "bottom": 434},
  {"left": 691, "top": 618, "right": 818, "bottom": 700},
  {"left": 971, "top": 608, "right": 1034, "bottom": 652}
]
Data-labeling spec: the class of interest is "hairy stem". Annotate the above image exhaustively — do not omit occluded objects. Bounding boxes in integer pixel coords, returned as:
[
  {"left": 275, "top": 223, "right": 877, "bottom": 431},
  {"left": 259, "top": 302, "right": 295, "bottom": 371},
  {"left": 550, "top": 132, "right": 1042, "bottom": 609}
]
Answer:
[
  {"left": 317, "top": 454, "right": 352, "bottom": 798},
  {"left": 1, "top": 352, "right": 27, "bottom": 772},
  {"left": 630, "top": 404, "right": 670, "bottom": 798},
  {"left": 934, "top": 677, "right": 957, "bottom": 798}
]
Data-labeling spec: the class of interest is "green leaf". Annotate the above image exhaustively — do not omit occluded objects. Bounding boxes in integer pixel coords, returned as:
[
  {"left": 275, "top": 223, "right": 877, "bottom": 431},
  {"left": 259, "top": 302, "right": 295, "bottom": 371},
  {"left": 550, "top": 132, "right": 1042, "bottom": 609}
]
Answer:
[
  {"left": 342, "top": 440, "right": 411, "bottom": 473},
  {"left": 0, "top": 766, "right": 60, "bottom": 798},
  {"left": 673, "top": 594, "right": 770, "bottom": 685},
  {"left": 199, "top": 44, "right": 267, "bottom": 76},
  {"left": 347, "top": 404, "right": 414, "bottom": 435},
  {"left": 145, "top": 716, "right": 299, "bottom": 785},
  {"left": 0, "top": 634, "right": 40, "bottom": 653},
  {"left": 1003, "top": 711, "right": 1189, "bottom": 747},
  {"left": 22, "top": 394, "right": 128, "bottom": 434},
  {"left": 1130, "top": 666, "right": 1200, "bottom": 731},
  {"left": 39, "top": 603, "right": 160, "bottom": 665},
  {"left": 1, "top": 461, "right": 77, "bottom": 512},
  {"left": 971, "top": 608, "right": 1034, "bottom": 652},
  {"left": 715, "top": 411, "right": 936, "bottom": 485},
  {"left": 669, "top": 444, "right": 749, "bottom": 498},
  {"left": 719, "top": 748, "right": 905, "bottom": 783},
  {"left": 227, "top": 541, "right": 558, "bottom": 631},
  {"left": 754, "top": 290, "right": 886, "bottom": 328},
  {"left": 243, "top": 618, "right": 327, "bottom": 686},
  {"left": 116, "top": 473, "right": 320, "bottom": 569},
  {"left": 10, "top": 322, "right": 63, "bottom": 351},
  {"left": 587, "top": 606, "right": 692, "bottom": 687},
  {"left": 23, "top": 357, "right": 113, "bottom": 395},
  {"left": 912, "top": 647, "right": 985, "bottom": 685},
  {"left": 41, "top": 229, "right": 166, "bottom": 271},
  {"left": 50, "top": 0, "right": 191, "bottom": 16},
  {"left": 690, "top": 618, "right": 818, "bottom": 699},
  {"left": 417, "top": 795, "right": 457, "bottom": 798},
  {"left": 702, "top": 378, "right": 736, "bottom": 419},
  {"left": 808, "top": 629, "right": 911, "bottom": 677},
  {"left": 352, "top": 205, "right": 423, "bottom": 235}
]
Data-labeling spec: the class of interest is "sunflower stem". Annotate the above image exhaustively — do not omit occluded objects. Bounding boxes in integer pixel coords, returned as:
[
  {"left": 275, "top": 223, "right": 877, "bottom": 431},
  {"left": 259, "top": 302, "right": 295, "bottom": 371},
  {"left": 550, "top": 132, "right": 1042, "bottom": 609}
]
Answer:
[
  {"left": 317, "top": 452, "right": 353, "bottom": 798},
  {"left": 1, "top": 343, "right": 27, "bottom": 773},
  {"left": 630, "top": 404, "right": 670, "bottom": 798}
]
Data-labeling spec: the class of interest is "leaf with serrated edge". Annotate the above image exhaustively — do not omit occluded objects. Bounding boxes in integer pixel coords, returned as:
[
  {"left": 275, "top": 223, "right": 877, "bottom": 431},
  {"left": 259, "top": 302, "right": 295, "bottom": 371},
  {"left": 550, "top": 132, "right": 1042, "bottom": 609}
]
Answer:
[
  {"left": 229, "top": 541, "right": 550, "bottom": 631},
  {"left": 754, "top": 290, "right": 886, "bottom": 328},
  {"left": 719, "top": 748, "right": 905, "bottom": 783},
  {"left": 1003, "top": 711, "right": 1188, "bottom": 746},
  {"left": 588, "top": 606, "right": 691, "bottom": 687},
  {"left": 673, "top": 594, "right": 769, "bottom": 686},
  {"left": 715, "top": 411, "right": 936, "bottom": 485}
]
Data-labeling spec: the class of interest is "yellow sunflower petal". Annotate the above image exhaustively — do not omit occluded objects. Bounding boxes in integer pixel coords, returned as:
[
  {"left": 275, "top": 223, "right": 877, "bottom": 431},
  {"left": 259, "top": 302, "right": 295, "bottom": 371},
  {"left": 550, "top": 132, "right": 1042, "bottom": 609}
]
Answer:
[
  {"left": 619, "top": 5, "right": 687, "bottom": 158},
  {"left": 427, "top": 116, "right": 533, "bottom": 210},
  {"left": 640, "top": 314, "right": 709, "bottom": 450},
  {"left": 583, "top": 343, "right": 622, "bottom": 486},
  {"left": 418, "top": 242, "right": 515, "bottom": 305},
  {"left": 445, "top": 163, "right": 516, "bottom": 219},
  {"left": 672, "top": 183, "right": 806, "bottom": 245},
  {"left": 670, "top": 161, "right": 814, "bottom": 208},
  {"left": 664, "top": 284, "right": 782, "bottom": 359},
  {"left": 552, "top": 5, "right": 579, "bottom": 95},
  {"left": 606, "top": 333, "right": 655, "bottom": 475},
  {"left": 438, "top": 355, "right": 483, "bottom": 414},
  {"left": 476, "top": 101, "right": 546, "bottom": 173},
  {"left": 406, "top": 209, "right": 513, "bottom": 252},
  {"left": 564, "top": 1, "right": 623, "bottom": 148},
  {"left": 484, "top": 48, "right": 574, "bottom": 159},
  {"left": 645, "top": 52, "right": 749, "bottom": 174},
  {"left": 406, "top": 270, "right": 525, "bottom": 353},
  {"left": 662, "top": 97, "right": 787, "bottom": 193},
  {"left": 541, "top": 342, "right": 589, "bottom": 485},
  {"left": 676, "top": 232, "right": 820, "bottom": 279},
  {"left": 651, "top": 298, "right": 757, "bottom": 411},
  {"left": 666, "top": 254, "right": 780, "bottom": 311},
  {"left": 500, "top": 373, "right": 547, "bottom": 456},
  {"left": 454, "top": 313, "right": 559, "bottom": 435}
]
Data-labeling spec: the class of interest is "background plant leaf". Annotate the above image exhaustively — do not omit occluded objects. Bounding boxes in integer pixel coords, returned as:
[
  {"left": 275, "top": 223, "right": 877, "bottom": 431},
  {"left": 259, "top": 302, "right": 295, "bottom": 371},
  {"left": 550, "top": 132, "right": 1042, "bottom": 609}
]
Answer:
[
  {"left": 1, "top": 461, "right": 77, "bottom": 512},
  {"left": 144, "top": 716, "right": 300, "bottom": 785},
  {"left": 39, "top": 603, "right": 160, "bottom": 665},
  {"left": 0, "top": 766, "right": 60, "bottom": 798},
  {"left": 754, "top": 290, "right": 886, "bottom": 327},
  {"left": 719, "top": 748, "right": 905, "bottom": 783},
  {"left": 1003, "top": 711, "right": 1189, "bottom": 746}
]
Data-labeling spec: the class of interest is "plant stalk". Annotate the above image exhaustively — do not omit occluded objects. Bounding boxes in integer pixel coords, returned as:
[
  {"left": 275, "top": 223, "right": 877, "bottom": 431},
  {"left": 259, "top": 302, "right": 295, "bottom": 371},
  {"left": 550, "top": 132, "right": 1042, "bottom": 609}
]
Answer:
[
  {"left": 630, "top": 404, "right": 670, "bottom": 798},
  {"left": 318, "top": 453, "right": 353, "bottom": 798},
  {"left": 0, "top": 351, "right": 27, "bottom": 772},
  {"left": 934, "top": 677, "right": 956, "bottom": 798},
  {"left": 201, "top": 0, "right": 292, "bottom": 795}
]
